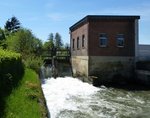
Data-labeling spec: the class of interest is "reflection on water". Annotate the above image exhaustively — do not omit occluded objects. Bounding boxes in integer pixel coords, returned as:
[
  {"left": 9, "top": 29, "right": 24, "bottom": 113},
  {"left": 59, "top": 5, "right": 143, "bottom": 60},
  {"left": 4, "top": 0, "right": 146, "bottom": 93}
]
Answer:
[{"left": 42, "top": 77, "right": 150, "bottom": 118}]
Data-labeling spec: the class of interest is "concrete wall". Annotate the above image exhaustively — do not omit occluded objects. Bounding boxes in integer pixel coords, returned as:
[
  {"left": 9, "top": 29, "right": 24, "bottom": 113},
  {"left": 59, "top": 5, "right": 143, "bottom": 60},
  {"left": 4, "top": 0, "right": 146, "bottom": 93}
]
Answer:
[
  {"left": 138, "top": 45, "right": 150, "bottom": 61},
  {"left": 71, "top": 56, "right": 89, "bottom": 77},
  {"left": 89, "top": 56, "right": 135, "bottom": 84},
  {"left": 136, "top": 70, "right": 150, "bottom": 85}
]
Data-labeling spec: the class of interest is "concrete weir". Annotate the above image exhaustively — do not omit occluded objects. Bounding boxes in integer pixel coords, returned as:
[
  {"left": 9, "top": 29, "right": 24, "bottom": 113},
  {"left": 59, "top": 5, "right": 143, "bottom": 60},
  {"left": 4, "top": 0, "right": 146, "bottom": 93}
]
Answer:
[
  {"left": 40, "top": 59, "right": 72, "bottom": 79},
  {"left": 136, "top": 70, "right": 150, "bottom": 85},
  {"left": 71, "top": 56, "right": 135, "bottom": 85}
]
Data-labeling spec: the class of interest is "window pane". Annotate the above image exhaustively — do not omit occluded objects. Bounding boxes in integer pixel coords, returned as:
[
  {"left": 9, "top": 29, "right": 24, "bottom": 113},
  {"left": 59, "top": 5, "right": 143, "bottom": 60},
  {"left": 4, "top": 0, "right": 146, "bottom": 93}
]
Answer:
[
  {"left": 117, "top": 34, "right": 124, "bottom": 47},
  {"left": 73, "top": 39, "right": 75, "bottom": 49},
  {"left": 82, "top": 35, "right": 85, "bottom": 47},
  {"left": 77, "top": 37, "right": 79, "bottom": 49},
  {"left": 99, "top": 33, "right": 107, "bottom": 47}
]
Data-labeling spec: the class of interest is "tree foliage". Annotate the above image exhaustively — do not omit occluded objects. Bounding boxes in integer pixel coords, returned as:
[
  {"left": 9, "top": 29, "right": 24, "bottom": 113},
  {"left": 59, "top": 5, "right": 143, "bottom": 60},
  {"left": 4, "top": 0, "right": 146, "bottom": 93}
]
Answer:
[
  {"left": 48, "top": 33, "right": 54, "bottom": 42},
  {"left": 0, "top": 16, "right": 44, "bottom": 73},
  {"left": 54, "top": 32, "right": 63, "bottom": 49},
  {"left": 43, "top": 33, "right": 54, "bottom": 50},
  {"left": 43, "top": 32, "right": 64, "bottom": 50},
  {"left": 0, "top": 28, "right": 6, "bottom": 49},
  {"left": 48, "top": 33, "right": 54, "bottom": 48},
  {"left": 0, "top": 28, "right": 5, "bottom": 41},
  {"left": 4, "top": 16, "right": 21, "bottom": 35},
  {"left": 6, "top": 28, "right": 42, "bottom": 59}
]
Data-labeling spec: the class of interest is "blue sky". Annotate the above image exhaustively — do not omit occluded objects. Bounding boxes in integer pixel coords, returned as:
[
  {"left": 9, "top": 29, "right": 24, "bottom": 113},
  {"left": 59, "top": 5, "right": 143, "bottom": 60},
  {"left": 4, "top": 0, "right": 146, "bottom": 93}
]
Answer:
[{"left": 0, "top": 0, "right": 150, "bottom": 44}]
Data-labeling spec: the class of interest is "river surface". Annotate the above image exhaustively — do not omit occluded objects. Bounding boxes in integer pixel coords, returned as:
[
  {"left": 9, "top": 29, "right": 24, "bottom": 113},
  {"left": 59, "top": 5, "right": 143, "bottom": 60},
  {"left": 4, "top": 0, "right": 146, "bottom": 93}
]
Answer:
[{"left": 41, "top": 77, "right": 150, "bottom": 118}]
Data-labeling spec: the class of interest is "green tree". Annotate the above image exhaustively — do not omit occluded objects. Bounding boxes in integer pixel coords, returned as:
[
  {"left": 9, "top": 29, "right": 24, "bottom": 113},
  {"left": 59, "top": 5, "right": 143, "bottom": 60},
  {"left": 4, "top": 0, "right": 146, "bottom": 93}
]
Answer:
[
  {"left": 48, "top": 33, "right": 54, "bottom": 42},
  {"left": 43, "top": 41, "right": 50, "bottom": 50},
  {"left": 6, "top": 28, "right": 42, "bottom": 59},
  {"left": 48, "top": 33, "right": 54, "bottom": 48},
  {"left": 43, "top": 33, "right": 55, "bottom": 50},
  {"left": 54, "top": 32, "right": 63, "bottom": 49},
  {"left": 0, "top": 28, "right": 6, "bottom": 41},
  {"left": 4, "top": 16, "right": 21, "bottom": 35},
  {"left": 0, "top": 28, "right": 6, "bottom": 49},
  {"left": 32, "top": 38, "right": 43, "bottom": 55},
  {"left": 64, "top": 43, "right": 70, "bottom": 49}
]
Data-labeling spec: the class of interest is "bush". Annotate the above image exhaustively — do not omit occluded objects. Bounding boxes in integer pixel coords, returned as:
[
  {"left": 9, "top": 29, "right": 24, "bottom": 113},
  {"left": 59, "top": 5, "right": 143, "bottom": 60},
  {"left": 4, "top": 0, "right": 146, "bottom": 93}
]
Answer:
[
  {"left": 24, "top": 56, "right": 43, "bottom": 73},
  {"left": 0, "top": 49, "right": 24, "bottom": 116},
  {"left": 0, "top": 49, "right": 24, "bottom": 90}
]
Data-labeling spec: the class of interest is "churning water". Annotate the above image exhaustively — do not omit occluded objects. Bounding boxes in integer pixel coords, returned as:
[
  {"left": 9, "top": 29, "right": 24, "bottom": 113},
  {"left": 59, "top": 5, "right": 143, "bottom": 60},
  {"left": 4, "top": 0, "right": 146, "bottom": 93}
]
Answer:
[{"left": 42, "top": 77, "right": 150, "bottom": 118}]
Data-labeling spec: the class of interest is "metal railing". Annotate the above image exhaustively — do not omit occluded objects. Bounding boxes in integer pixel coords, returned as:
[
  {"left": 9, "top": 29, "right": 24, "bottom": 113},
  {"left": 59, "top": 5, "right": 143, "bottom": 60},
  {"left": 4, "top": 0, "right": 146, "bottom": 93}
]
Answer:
[{"left": 41, "top": 49, "right": 71, "bottom": 60}]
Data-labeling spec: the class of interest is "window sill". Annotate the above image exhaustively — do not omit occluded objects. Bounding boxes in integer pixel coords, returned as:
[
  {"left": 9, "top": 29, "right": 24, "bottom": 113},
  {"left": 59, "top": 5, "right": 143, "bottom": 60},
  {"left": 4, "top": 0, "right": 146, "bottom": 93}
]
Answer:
[
  {"left": 100, "top": 45, "right": 107, "bottom": 48},
  {"left": 117, "top": 46, "right": 124, "bottom": 48}
]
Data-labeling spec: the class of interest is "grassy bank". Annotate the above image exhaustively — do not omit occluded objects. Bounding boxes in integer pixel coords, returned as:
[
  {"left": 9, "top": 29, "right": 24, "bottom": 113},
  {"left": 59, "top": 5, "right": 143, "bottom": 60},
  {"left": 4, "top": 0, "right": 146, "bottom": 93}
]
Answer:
[{"left": 2, "top": 69, "right": 47, "bottom": 118}]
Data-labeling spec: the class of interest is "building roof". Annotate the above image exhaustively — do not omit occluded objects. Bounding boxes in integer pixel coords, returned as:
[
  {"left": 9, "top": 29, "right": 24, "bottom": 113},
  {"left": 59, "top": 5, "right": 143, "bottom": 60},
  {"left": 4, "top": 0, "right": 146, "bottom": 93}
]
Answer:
[{"left": 70, "top": 15, "right": 140, "bottom": 31}]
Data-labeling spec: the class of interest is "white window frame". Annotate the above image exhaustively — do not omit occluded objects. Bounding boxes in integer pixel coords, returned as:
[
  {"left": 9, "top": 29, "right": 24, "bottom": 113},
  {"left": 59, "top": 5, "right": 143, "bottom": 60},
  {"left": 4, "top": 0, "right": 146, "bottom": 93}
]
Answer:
[
  {"left": 117, "top": 34, "right": 124, "bottom": 47},
  {"left": 99, "top": 33, "right": 108, "bottom": 47}
]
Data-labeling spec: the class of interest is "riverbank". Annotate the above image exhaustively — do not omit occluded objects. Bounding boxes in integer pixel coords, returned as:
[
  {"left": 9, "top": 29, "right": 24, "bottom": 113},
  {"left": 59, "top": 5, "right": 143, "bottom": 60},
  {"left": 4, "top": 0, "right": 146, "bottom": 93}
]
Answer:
[{"left": 1, "top": 69, "right": 48, "bottom": 118}]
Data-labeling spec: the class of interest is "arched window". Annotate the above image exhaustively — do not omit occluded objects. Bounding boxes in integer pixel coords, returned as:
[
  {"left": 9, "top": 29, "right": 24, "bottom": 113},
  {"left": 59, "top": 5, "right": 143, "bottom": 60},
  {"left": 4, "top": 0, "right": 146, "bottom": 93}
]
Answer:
[
  {"left": 77, "top": 37, "right": 80, "bottom": 49},
  {"left": 82, "top": 35, "right": 85, "bottom": 48},
  {"left": 72, "top": 39, "right": 75, "bottom": 50}
]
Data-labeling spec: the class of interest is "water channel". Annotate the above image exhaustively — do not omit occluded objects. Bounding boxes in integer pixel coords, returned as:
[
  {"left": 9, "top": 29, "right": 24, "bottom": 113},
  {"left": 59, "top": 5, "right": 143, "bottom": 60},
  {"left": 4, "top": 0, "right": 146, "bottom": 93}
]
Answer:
[{"left": 41, "top": 64, "right": 150, "bottom": 118}]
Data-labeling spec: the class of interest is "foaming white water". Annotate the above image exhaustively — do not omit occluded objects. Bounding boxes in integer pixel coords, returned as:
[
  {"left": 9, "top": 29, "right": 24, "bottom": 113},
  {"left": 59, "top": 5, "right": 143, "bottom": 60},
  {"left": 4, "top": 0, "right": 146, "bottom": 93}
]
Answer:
[
  {"left": 42, "top": 77, "right": 150, "bottom": 118},
  {"left": 42, "top": 77, "right": 100, "bottom": 118}
]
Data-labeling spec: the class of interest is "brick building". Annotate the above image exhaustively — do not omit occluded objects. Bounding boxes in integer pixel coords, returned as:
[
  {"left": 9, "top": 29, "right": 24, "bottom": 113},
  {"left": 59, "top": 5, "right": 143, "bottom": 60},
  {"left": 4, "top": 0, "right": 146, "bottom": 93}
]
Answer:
[{"left": 70, "top": 15, "right": 140, "bottom": 83}]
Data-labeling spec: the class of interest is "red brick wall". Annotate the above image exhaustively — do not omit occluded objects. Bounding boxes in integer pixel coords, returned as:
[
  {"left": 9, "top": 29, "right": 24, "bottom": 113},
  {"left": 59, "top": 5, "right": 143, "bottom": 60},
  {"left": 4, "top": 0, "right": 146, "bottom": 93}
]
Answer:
[
  {"left": 71, "top": 23, "right": 89, "bottom": 56},
  {"left": 88, "top": 20, "right": 135, "bottom": 56}
]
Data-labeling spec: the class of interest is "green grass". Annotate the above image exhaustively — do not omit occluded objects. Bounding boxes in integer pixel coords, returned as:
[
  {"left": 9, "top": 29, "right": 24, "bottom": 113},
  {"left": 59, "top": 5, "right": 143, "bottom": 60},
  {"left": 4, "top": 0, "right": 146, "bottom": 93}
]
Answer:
[{"left": 2, "top": 69, "right": 47, "bottom": 118}]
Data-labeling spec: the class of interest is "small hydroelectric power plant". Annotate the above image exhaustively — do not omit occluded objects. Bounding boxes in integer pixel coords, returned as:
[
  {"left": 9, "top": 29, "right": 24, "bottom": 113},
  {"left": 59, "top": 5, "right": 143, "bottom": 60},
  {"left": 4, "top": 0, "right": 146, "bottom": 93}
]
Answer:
[{"left": 40, "top": 49, "right": 150, "bottom": 118}]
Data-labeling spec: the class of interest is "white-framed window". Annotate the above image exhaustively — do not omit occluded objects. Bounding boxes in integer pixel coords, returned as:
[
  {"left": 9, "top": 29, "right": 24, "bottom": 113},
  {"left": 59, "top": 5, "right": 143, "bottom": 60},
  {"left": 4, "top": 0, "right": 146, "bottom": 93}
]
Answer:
[
  {"left": 99, "top": 33, "right": 108, "bottom": 47},
  {"left": 77, "top": 37, "right": 80, "bottom": 49},
  {"left": 116, "top": 34, "right": 124, "bottom": 47},
  {"left": 82, "top": 35, "right": 85, "bottom": 48}
]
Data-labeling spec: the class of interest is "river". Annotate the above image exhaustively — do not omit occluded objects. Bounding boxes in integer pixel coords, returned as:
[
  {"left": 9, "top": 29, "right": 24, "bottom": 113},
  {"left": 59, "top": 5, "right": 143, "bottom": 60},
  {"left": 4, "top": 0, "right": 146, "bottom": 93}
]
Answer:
[{"left": 41, "top": 77, "right": 150, "bottom": 118}]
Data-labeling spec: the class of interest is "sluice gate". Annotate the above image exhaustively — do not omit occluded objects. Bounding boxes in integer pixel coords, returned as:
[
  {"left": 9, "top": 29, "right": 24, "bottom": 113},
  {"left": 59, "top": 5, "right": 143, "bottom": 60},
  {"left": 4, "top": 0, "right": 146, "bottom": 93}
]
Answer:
[{"left": 40, "top": 48, "right": 72, "bottom": 78}]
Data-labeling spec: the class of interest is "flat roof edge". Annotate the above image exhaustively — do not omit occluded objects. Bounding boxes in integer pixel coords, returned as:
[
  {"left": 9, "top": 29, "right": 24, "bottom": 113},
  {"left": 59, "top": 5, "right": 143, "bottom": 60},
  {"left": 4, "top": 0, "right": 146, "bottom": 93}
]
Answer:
[{"left": 70, "top": 15, "right": 140, "bottom": 31}]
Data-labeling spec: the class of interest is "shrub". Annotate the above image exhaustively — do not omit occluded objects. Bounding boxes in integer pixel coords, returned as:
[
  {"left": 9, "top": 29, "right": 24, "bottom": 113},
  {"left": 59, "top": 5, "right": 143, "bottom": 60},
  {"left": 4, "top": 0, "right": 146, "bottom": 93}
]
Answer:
[
  {"left": 0, "top": 49, "right": 24, "bottom": 88},
  {"left": 0, "top": 49, "right": 24, "bottom": 116},
  {"left": 24, "top": 56, "right": 43, "bottom": 73}
]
